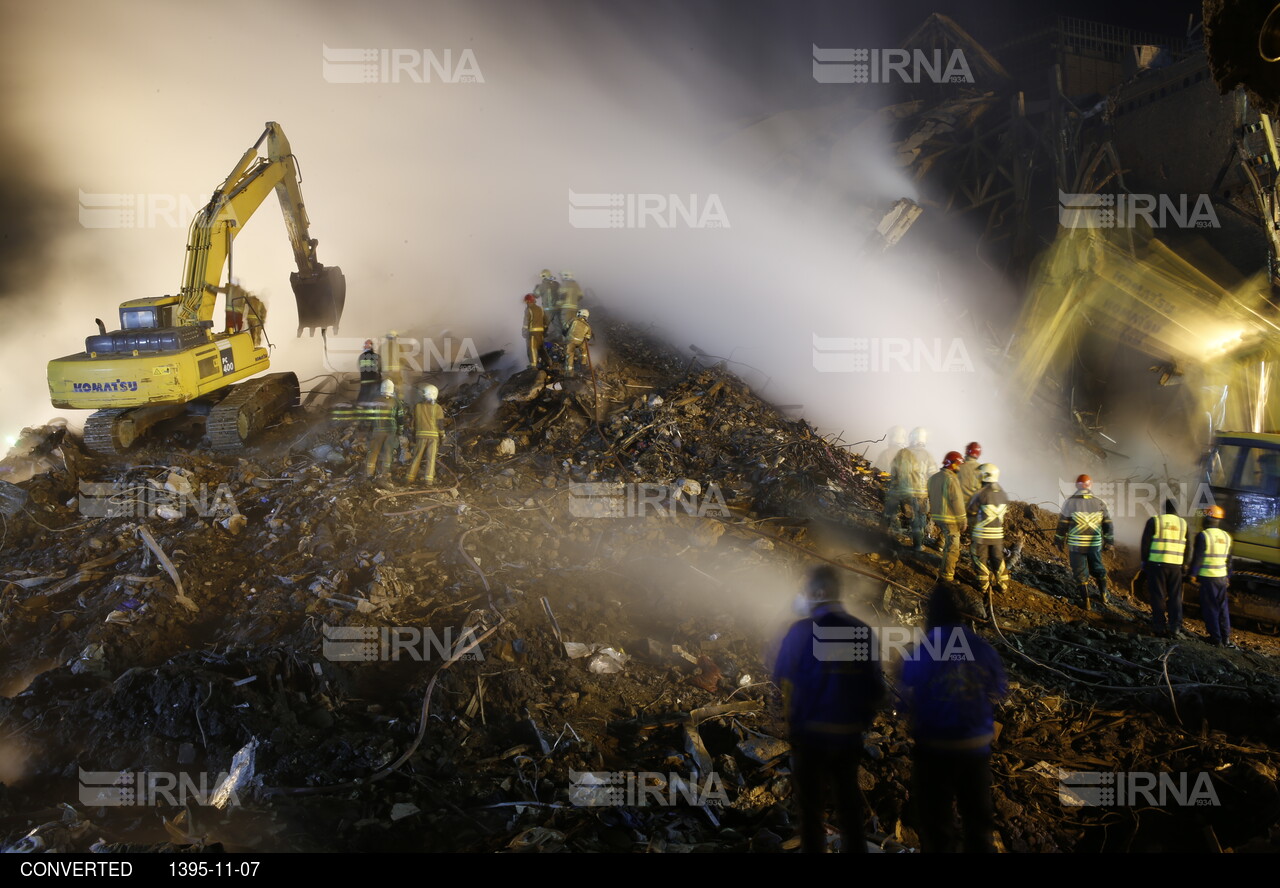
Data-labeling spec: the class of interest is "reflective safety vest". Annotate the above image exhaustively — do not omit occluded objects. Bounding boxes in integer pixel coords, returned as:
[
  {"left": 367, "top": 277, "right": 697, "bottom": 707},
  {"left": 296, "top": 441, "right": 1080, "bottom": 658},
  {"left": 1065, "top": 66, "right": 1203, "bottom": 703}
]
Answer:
[
  {"left": 928, "top": 470, "right": 966, "bottom": 524},
  {"left": 414, "top": 401, "right": 444, "bottom": 438},
  {"left": 559, "top": 281, "right": 583, "bottom": 310},
  {"left": 534, "top": 280, "right": 560, "bottom": 312},
  {"left": 1065, "top": 495, "right": 1107, "bottom": 548},
  {"left": 567, "top": 317, "right": 592, "bottom": 345},
  {"left": 358, "top": 349, "right": 381, "bottom": 379},
  {"left": 1147, "top": 514, "right": 1187, "bottom": 564},
  {"left": 1196, "top": 528, "right": 1231, "bottom": 578},
  {"left": 972, "top": 501, "right": 1008, "bottom": 542}
]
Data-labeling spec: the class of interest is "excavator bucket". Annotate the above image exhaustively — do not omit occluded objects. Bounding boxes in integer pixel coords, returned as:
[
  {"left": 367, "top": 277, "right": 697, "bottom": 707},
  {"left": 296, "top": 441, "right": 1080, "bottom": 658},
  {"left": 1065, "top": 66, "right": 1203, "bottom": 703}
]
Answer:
[{"left": 290, "top": 265, "right": 346, "bottom": 336}]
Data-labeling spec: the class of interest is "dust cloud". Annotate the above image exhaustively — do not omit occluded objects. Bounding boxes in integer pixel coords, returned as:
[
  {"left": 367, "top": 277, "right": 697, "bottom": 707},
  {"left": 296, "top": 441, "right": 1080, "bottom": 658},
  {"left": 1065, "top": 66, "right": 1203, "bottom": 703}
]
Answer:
[{"left": 0, "top": 1, "right": 1075, "bottom": 530}]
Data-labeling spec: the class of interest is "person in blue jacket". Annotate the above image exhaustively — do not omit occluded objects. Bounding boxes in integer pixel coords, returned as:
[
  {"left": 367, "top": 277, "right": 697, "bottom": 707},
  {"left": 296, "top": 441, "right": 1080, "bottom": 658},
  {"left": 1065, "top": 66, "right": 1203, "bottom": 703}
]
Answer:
[
  {"left": 774, "top": 565, "right": 886, "bottom": 853},
  {"left": 899, "top": 582, "right": 1008, "bottom": 852}
]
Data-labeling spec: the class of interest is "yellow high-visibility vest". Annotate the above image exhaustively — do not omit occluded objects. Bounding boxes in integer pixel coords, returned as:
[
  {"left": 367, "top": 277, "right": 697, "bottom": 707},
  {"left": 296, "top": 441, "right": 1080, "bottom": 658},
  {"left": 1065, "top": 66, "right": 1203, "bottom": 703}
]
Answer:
[
  {"left": 1148, "top": 514, "right": 1187, "bottom": 564},
  {"left": 1196, "top": 528, "right": 1231, "bottom": 578}
]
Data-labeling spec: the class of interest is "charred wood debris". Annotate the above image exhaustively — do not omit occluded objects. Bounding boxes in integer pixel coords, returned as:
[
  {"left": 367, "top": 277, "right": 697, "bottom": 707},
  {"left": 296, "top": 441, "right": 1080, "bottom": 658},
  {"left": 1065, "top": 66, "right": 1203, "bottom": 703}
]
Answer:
[{"left": 0, "top": 319, "right": 1278, "bottom": 853}]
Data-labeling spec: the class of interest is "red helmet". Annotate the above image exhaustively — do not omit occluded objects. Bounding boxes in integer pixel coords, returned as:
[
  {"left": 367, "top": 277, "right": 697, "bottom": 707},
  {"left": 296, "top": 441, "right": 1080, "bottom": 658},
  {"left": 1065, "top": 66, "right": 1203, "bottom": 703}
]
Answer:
[
  {"left": 1076, "top": 474, "right": 1091, "bottom": 489},
  {"left": 524, "top": 293, "right": 536, "bottom": 303},
  {"left": 942, "top": 451, "right": 964, "bottom": 469},
  {"left": 965, "top": 441, "right": 982, "bottom": 458}
]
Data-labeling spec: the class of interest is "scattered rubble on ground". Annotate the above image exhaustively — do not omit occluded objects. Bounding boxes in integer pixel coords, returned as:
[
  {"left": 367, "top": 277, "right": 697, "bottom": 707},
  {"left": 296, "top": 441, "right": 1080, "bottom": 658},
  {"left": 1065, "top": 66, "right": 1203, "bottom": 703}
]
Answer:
[{"left": 0, "top": 318, "right": 1278, "bottom": 853}]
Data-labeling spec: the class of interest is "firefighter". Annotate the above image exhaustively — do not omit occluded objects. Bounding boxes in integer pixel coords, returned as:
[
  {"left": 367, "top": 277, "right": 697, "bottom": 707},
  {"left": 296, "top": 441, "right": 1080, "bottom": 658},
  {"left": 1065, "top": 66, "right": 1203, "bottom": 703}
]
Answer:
[
  {"left": 968, "top": 463, "right": 1009, "bottom": 614},
  {"left": 565, "top": 308, "right": 593, "bottom": 376},
  {"left": 873, "top": 426, "right": 907, "bottom": 472},
  {"left": 928, "top": 451, "right": 969, "bottom": 582},
  {"left": 521, "top": 293, "right": 546, "bottom": 369},
  {"left": 1188, "top": 504, "right": 1235, "bottom": 648},
  {"left": 887, "top": 436, "right": 931, "bottom": 550},
  {"left": 558, "top": 270, "right": 584, "bottom": 337},
  {"left": 533, "top": 270, "right": 561, "bottom": 340},
  {"left": 1141, "top": 499, "right": 1188, "bottom": 638},
  {"left": 908, "top": 426, "right": 936, "bottom": 471},
  {"left": 957, "top": 442, "right": 983, "bottom": 501},
  {"left": 407, "top": 383, "right": 445, "bottom": 485},
  {"left": 1055, "top": 474, "right": 1114, "bottom": 611},
  {"left": 357, "top": 338, "right": 382, "bottom": 404},
  {"left": 365, "top": 379, "right": 405, "bottom": 479}
]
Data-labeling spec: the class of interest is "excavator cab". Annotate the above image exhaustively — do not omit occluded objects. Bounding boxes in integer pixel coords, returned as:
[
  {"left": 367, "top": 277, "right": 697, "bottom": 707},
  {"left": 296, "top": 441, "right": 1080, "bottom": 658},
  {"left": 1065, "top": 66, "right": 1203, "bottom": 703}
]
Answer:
[{"left": 291, "top": 264, "right": 346, "bottom": 336}]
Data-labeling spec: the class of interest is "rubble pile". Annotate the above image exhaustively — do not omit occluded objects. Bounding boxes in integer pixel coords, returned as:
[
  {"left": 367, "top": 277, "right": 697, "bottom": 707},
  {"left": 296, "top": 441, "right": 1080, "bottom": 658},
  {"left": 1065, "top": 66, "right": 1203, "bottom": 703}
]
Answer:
[{"left": 0, "top": 318, "right": 1278, "bottom": 853}]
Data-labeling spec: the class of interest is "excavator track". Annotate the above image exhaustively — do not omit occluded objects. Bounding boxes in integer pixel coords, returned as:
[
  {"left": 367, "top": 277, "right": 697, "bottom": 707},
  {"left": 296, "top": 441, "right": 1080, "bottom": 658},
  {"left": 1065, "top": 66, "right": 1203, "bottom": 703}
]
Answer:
[
  {"left": 206, "top": 372, "right": 300, "bottom": 451},
  {"left": 83, "top": 408, "right": 135, "bottom": 456}
]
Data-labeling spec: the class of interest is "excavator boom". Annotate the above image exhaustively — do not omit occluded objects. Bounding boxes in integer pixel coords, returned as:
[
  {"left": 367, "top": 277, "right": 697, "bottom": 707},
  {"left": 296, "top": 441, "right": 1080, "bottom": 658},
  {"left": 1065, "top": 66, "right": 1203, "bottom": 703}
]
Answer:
[{"left": 178, "top": 122, "right": 345, "bottom": 336}]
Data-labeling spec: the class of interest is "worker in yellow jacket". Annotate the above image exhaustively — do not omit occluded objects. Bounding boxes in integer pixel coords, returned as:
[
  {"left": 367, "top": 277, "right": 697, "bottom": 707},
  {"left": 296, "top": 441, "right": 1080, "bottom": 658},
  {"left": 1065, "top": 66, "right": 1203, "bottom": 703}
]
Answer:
[
  {"left": 927, "top": 451, "right": 968, "bottom": 582},
  {"left": 408, "top": 383, "right": 446, "bottom": 485}
]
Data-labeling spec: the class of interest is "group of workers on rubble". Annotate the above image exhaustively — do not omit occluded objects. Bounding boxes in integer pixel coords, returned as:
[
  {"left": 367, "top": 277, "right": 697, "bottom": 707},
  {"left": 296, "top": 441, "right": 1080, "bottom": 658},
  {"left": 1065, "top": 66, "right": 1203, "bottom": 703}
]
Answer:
[
  {"left": 774, "top": 429, "right": 1242, "bottom": 853},
  {"left": 330, "top": 339, "right": 445, "bottom": 485},
  {"left": 331, "top": 269, "right": 596, "bottom": 485},
  {"left": 524, "top": 269, "right": 593, "bottom": 375},
  {"left": 881, "top": 429, "right": 1010, "bottom": 606},
  {"left": 880, "top": 426, "right": 1236, "bottom": 647}
]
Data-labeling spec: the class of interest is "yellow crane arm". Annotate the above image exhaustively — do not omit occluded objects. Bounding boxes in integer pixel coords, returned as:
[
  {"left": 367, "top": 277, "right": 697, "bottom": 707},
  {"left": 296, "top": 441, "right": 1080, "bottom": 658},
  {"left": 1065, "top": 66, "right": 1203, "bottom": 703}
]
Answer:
[{"left": 176, "top": 122, "right": 343, "bottom": 335}]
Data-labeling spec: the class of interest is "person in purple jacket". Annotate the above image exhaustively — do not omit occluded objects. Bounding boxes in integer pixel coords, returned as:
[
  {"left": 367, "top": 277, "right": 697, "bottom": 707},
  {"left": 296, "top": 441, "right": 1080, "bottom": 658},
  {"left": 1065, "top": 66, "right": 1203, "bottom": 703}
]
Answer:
[
  {"left": 774, "top": 565, "right": 886, "bottom": 853},
  {"left": 899, "top": 582, "right": 1008, "bottom": 852}
]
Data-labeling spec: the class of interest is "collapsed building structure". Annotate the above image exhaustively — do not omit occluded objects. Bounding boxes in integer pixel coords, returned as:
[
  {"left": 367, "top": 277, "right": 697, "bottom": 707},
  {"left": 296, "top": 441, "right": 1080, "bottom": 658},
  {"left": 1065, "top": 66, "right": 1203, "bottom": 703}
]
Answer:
[{"left": 2, "top": 8, "right": 1280, "bottom": 855}]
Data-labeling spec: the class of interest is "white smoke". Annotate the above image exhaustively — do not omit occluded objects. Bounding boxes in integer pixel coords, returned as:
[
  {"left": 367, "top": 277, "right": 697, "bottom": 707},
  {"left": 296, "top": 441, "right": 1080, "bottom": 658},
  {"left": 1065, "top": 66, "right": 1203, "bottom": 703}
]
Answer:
[{"left": 1, "top": 0, "right": 1066, "bottom": 512}]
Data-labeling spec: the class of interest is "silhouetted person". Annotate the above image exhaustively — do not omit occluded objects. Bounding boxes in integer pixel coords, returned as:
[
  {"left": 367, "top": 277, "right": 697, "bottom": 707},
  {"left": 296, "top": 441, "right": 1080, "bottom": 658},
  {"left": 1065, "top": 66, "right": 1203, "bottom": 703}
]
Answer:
[
  {"left": 774, "top": 565, "right": 885, "bottom": 852},
  {"left": 899, "top": 582, "right": 1008, "bottom": 852}
]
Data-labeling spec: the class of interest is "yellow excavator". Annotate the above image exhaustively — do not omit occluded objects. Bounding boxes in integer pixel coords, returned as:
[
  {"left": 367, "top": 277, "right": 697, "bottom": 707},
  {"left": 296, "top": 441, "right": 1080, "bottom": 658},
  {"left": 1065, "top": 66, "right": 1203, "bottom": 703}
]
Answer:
[
  {"left": 47, "top": 122, "right": 345, "bottom": 454},
  {"left": 1012, "top": 222, "right": 1280, "bottom": 621}
]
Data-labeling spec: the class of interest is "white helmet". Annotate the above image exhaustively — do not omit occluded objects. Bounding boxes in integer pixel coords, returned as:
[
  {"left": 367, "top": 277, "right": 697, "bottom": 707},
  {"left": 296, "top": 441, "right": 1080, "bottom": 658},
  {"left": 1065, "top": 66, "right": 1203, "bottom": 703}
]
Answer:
[
  {"left": 561, "top": 270, "right": 575, "bottom": 281},
  {"left": 422, "top": 383, "right": 438, "bottom": 402},
  {"left": 909, "top": 427, "right": 928, "bottom": 447},
  {"left": 380, "top": 379, "right": 395, "bottom": 397},
  {"left": 540, "top": 269, "right": 553, "bottom": 280},
  {"left": 979, "top": 463, "right": 1000, "bottom": 483},
  {"left": 577, "top": 308, "right": 589, "bottom": 319},
  {"left": 887, "top": 425, "right": 906, "bottom": 447}
]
